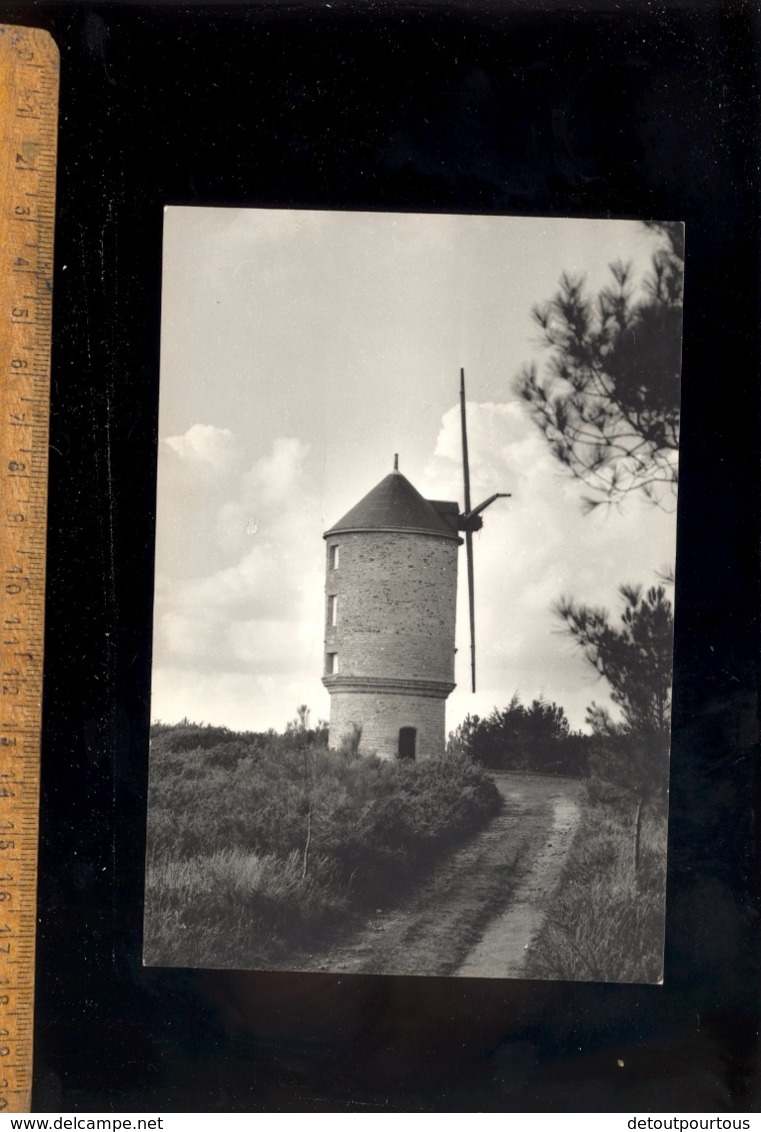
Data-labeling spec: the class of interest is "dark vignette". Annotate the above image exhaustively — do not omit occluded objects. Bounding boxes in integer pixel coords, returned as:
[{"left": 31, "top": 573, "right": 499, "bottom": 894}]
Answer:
[{"left": 0, "top": 0, "right": 757, "bottom": 1112}]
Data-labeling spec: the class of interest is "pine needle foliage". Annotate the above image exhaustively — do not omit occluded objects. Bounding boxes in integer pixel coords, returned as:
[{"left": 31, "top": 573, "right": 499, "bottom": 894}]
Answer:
[
  {"left": 516, "top": 222, "right": 682, "bottom": 509},
  {"left": 448, "top": 694, "right": 589, "bottom": 775}
]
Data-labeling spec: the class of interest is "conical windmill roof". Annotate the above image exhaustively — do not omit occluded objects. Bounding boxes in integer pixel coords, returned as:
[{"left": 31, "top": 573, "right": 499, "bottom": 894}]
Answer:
[{"left": 324, "top": 469, "right": 461, "bottom": 541}]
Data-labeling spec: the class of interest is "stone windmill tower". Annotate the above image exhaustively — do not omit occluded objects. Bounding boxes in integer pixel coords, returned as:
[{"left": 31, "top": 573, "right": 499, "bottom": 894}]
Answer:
[{"left": 322, "top": 372, "right": 508, "bottom": 760}]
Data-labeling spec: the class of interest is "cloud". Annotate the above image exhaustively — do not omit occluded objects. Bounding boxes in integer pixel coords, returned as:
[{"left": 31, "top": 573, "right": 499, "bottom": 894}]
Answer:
[
  {"left": 423, "top": 401, "right": 678, "bottom": 730},
  {"left": 424, "top": 399, "right": 568, "bottom": 504},
  {"left": 151, "top": 665, "right": 327, "bottom": 734},
  {"left": 215, "top": 437, "right": 316, "bottom": 559},
  {"left": 152, "top": 402, "right": 677, "bottom": 735},
  {"left": 153, "top": 434, "right": 328, "bottom": 728},
  {"left": 164, "top": 422, "right": 241, "bottom": 475},
  {"left": 165, "top": 207, "right": 334, "bottom": 299}
]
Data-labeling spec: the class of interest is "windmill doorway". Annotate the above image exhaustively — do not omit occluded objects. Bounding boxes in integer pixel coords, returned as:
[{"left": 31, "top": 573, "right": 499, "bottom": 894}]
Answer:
[{"left": 398, "top": 727, "right": 416, "bottom": 760}]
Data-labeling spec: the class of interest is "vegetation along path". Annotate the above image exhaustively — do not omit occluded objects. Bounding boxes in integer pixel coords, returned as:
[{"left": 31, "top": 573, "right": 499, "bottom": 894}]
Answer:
[{"left": 315, "top": 771, "right": 583, "bottom": 978}]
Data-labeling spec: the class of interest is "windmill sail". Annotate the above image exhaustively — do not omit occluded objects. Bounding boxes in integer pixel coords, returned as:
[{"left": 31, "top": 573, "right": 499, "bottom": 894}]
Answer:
[
  {"left": 460, "top": 369, "right": 477, "bottom": 693},
  {"left": 458, "top": 368, "right": 510, "bottom": 694}
]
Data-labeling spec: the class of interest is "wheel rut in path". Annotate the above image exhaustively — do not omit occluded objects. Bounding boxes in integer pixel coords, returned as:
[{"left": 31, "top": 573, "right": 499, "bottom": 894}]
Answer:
[{"left": 311, "top": 771, "right": 583, "bottom": 978}]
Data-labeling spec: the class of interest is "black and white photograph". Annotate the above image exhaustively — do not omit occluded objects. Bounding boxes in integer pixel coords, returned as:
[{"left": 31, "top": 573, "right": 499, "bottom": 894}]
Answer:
[{"left": 144, "top": 207, "right": 681, "bottom": 983}]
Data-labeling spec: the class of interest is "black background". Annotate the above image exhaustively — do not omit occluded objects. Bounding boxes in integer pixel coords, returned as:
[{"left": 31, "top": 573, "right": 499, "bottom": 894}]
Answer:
[{"left": 1, "top": 0, "right": 759, "bottom": 1112}]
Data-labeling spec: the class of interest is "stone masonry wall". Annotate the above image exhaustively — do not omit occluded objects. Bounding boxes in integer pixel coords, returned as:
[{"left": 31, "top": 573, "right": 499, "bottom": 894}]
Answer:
[
  {"left": 322, "top": 530, "right": 458, "bottom": 759},
  {"left": 329, "top": 689, "right": 446, "bottom": 761},
  {"left": 323, "top": 531, "right": 458, "bottom": 683}
]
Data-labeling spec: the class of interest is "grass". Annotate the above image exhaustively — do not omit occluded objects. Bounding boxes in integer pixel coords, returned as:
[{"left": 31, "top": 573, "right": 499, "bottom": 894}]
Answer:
[
  {"left": 143, "top": 725, "right": 501, "bottom": 969},
  {"left": 146, "top": 849, "right": 349, "bottom": 968},
  {"left": 523, "top": 790, "right": 667, "bottom": 983}
]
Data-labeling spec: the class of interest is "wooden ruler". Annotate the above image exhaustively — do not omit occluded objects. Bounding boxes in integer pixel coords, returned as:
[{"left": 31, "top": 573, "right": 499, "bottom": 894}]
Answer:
[{"left": 0, "top": 25, "right": 58, "bottom": 1113}]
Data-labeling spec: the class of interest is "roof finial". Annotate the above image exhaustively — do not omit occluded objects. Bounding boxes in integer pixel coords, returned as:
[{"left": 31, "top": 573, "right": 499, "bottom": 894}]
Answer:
[{"left": 393, "top": 453, "right": 399, "bottom": 472}]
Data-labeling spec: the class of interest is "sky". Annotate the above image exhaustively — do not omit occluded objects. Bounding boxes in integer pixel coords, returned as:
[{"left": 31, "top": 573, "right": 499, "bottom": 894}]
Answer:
[{"left": 151, "top": 208, "right": 678, "bottom": 735}]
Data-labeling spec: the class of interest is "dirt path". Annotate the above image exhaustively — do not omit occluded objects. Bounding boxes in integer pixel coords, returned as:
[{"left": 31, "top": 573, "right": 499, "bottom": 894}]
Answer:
[{"left": 309, "top": 772, "right": 583, "bottom": 979}]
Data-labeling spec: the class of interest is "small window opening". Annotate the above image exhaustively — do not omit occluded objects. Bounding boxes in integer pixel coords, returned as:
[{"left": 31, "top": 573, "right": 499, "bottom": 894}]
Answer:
[
  {"left": 327, "top": 594, "right": 338, "bottom": 626},
  {"left": 329, "top": 544, "right": 339, "bottom": 569},
  {"left": 326, "top": 652, "right": 338, "bottom": 675},
  {"left": 398, "top": 727, "right": 416, "bottom": 760}
]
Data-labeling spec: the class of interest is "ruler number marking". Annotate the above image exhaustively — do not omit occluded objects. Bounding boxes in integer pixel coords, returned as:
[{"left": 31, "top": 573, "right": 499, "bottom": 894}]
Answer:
[{"left": 0, "top": 24, "right": 57, "bottom": 1113}]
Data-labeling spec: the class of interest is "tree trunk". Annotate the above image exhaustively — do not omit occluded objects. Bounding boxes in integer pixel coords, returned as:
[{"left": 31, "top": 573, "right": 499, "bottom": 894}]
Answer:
[
  {"left": 301, "top": 741, "right": 313, "bottom": 879},
  {"left": 633, "top": 796, "right": 644, "bottom": 875},
  {"left": 302, "top": 800, "right": 313, "bottom": 880}
]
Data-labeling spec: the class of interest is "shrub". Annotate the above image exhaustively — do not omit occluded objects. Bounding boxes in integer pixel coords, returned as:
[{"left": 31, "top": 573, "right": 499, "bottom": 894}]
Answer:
[
  {"left": 151, "top": 721, "right": 259, "bottom": 755},
  {"left": 585, "top": 731, "right": 669, "bottom": 806},
  {"left": 144, "top": 724, "right": 501, "bottom": 968},
  {"left": 523, "top": 796, "right": 666, "bottom": 983},
  {"left": 448, "top": 695, "right": 589, "bottom": 775},
  {"left": 144, "top": 849, "right": 348, "bottom": 968}
]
